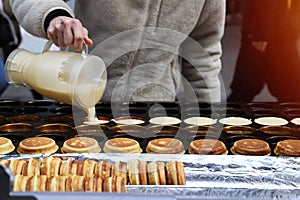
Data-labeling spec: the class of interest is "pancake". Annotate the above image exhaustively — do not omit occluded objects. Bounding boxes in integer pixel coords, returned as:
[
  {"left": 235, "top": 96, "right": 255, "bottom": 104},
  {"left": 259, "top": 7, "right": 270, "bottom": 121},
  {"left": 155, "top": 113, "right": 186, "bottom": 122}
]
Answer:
[
  {"left": 83, "top": 176, "right": 93, "bottom": 192},
  {"left": 128, "top": 159, "right": 147, "bottom": 185},
  {"left": 26, "top": 175, "right": 39, "bottom": 192},
  {"left": 94, "top": 160, "right": 113, "bottom": 178},
  {"left": 254, "top": 117, "right": 288, "bottom": 126},
  {"left": 9, "top": 159, "right": 27, "bottom": 175},
  {"left": 22, "top": 158, "right": 41, "bottom": 176},
  {"left": 103, "top": 138, "right": 142, "bottom": 153},
  {"left": 184, "top": 117, "right": 217, "bottom": 126},
  {"left": 71, "top": 175, "right": 85, "bottom": 192},
  {"left": 188, "top": 139, "right": 228, "bottom": 155},
  {"left": 57, "top": 176, "right": 67, "bottom": 192},
  {"left": 75, "top": 159, "right": 97, "bottom": 176},
  {"left": 230, "top": 139, "right": 271, "bottom": 156},
  {"left": 38, "top": 175, "right": 48, "bottom": 192},
  {"left": 65, "top": 175, "right": 85, "bottom": 192},
  {"left": 17, "top": 137, "right": 58, "bottom": 154},
  {"left": 93, "top": 176, "right": 104, "bottom": 192},
  {"left": 219, "top": 117, "right": 252, "bottom": 126},
  {"left": 69, "top": 161, "right": 78, "bottom": 176},
  {"left": 84, "top": 176, "right": 103, "bottom": 192},
  {"left": 14, "top": 175, "right": 30, "bottom": 192},
  {"left": 59, "top": 158, "right": 73, "bottom": 176},
  {"left": 146, "top": 138, "right": 185, "bottom": 154},
  {"left": 291, "top": 118, "right": 300, "bottom": 126},
  {"left": 112, "top": 161, "right": 128, "bottom": 184},
  {"left": 0, "top": 137, "right": 15, "bottom": 154},
  {"left": 149, "top": 117, "right": 181, "bottom": 125},
  {"left": 113, "top": 117, "right": 145, "bottom": 125},
  {"left": 147, "top": 161, "right": 166, "bottom": 185},
  {"left": 166, "top": 161, "right": 186, "bottom": 185},
  {"left": 103, "top": 176, "right": 126, "bottom": 193},
  {"left": 13, "top": 175, "right": 22, "bottom": 191},
  {"left": 61, "top": 137, "right": 101, "bottom": 153},
  {"left": 40, "top": 156, "right": 62, "bottom": 177},
  {"left": 0, "top": 159, "right": 10, "bottom": 167},
  {"left": 45, "top": 176, "right": 60, "bottom": 192},
  {"left": 274, "top": 139, "right": 300, "bottom": 157}
]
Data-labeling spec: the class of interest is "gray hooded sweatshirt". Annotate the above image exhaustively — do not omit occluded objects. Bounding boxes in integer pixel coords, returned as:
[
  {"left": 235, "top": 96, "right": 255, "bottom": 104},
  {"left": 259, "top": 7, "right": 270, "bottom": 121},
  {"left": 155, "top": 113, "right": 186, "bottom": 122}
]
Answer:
[{"left": 10, "top": 0, "right": 225, "bottom": 103}]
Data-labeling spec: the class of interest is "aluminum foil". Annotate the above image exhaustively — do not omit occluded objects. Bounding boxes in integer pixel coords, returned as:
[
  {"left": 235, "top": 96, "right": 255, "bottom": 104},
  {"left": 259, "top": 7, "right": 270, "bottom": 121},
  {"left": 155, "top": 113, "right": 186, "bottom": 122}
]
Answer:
[{"left": 1, "top": 154, "right": 300, "bottom": 199}]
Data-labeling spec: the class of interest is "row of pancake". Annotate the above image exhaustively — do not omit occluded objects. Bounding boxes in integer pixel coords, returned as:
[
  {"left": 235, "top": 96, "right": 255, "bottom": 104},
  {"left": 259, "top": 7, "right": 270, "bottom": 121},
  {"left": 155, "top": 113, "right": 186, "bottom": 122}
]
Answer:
[
  {"left": 0, "top": 157, "right": 185, "bottom": 192},
  {"left": 1, "top": 135, "right": 299, "bottom": 156}
]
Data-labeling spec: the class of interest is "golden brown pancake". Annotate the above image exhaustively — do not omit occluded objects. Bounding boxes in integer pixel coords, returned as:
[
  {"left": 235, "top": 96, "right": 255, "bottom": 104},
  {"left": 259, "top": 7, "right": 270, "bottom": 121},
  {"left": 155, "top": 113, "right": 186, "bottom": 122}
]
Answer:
[
  {"left": 45, "top": 176, "right": 56, "bottom": 192},
  {"left": 94, "top": 161, "right": 112, "bottom": 178},
  {"left": 76, "top": 160, "right": 96, "bottom": 176},
  {"left": 274, "top": 139, "right": 300, "bottom": 156},
  {"left": 57, "top": 176, "right": 67, "bottom": 192},
  {"left": 0, "top": 137, "right": 15, "bottom": 154},
  {"left": 93, "top": 176, "right": 104, "bottom": 192},
  {"left": 61, "top": 137, "right": 101, "bottom": 153},
  {"left": 65, "top": 175, "right": 85, "bottom": 192},
  {"left": 26, "top": 175, "right": 39, "bottom": 192},
  {"left": 147, "top": 161, "right": 166, "bottom": 185},
  {"left": 72, "top": 175, "right": 85, "bottom": 192},
  {"left": 103, "top": 176, "right": 126, "bottom": 193},
  {"left": 13, "top": 175, "right": 22, "bottom": 192},
  {"left": 166, "top": 161, "right": 186, "bottom": 185},
  {"left": 111, "top": 161, "right": 128, "bottom": 184},
  {"left": 59, "top": 158, "right": 72, "bottom": 176},
  {"left": 9, "top": 159, "right": 26, "bottom": 175},
  {"left": 17, "top": 137, "right": 58, "bottom": 154},
  {"left": 0, "top": 159, "right": 10, "bottom": 167},
  {"left": 188, "top": 139, "right": 228, "bottom": 155},
  {"left": 103, "top": 138, "right": 142, "bottom": 153},
  {"left": 22, "top": 158, "right": 41, "bottom": 176},
  {"left": 84, "top": 176, "right": 94, "bottom": 192},
  {"left": 40, "top": 156, "right": 62, "bottom": 177},
  {"left": 15, "top": 175, "right": 30, "bottom": 192},
  {"left": 38, "top": 175, "right": 48, "bottom": 192},
  {"left": 128, "top": 159, "right": 147, "bottom": 185},
  {"left": 231, "top": 139, "right": 271, "bottom": 156},
  {"left": 146, "top": 138, "right": 185, "bottom": 154}
]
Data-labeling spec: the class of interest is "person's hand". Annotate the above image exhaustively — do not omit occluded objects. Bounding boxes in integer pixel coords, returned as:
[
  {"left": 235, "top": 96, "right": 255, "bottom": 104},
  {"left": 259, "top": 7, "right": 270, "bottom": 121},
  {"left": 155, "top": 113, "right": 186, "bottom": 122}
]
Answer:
[
  {"left": 251, "top": 41, "right": 268, "bottom": 53},
  {"left": 47, "top": 16, "right": 93, "bottom": 51}
]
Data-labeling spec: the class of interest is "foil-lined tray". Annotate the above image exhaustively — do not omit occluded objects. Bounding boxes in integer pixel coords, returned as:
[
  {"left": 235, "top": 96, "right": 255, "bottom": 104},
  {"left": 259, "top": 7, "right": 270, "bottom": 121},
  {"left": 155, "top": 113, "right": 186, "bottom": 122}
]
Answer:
[{"left": 1, "top": 154, "right": 300, "bottom": 199}]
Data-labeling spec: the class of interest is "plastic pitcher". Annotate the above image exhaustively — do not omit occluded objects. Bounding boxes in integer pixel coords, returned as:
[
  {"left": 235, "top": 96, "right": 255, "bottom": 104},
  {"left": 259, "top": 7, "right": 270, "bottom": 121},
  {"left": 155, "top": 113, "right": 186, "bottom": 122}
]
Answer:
[{"left": 4, "top": 41, "right": 107, "bottom": 111}]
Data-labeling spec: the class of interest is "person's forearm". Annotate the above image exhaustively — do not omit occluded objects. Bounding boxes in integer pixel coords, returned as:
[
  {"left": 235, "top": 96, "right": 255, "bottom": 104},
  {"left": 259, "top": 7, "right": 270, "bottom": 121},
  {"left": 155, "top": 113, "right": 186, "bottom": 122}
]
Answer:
[{"left": 9, "top": 0, "right": 74, "bottom": 38}]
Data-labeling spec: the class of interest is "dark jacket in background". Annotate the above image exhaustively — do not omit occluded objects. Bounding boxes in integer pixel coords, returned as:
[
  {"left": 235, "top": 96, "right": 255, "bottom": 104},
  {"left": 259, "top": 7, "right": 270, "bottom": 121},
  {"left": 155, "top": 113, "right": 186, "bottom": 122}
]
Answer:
[
  {"left": 1, "top": 0, "right": 21, "bottom": 60},
  {"left": 241, "top": 0, "right": 300, "bottom": 41},
  {"left": 229, "top": 0, "right": 300, "bottom": 102}
]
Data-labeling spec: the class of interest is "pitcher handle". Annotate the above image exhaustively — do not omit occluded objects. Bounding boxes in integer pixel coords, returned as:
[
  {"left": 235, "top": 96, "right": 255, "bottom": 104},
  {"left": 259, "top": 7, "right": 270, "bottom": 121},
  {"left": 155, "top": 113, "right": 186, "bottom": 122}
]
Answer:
[{"left": 42, "top": 40, "right": 88, "bottom": 55}]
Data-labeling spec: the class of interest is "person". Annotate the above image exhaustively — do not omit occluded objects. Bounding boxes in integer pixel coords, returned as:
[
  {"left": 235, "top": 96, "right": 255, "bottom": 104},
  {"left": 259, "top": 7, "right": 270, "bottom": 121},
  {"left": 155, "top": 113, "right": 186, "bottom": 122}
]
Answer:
[
  {"left": 228, "top": 0, "right": 300, "bottom": 102},
  {"left": 0, "top": 0, "right": 44, "bottom": 99},
  {"left": 226, "top": 0, "right": 241, "bottom": 24},
  {"left": 10, "top": 0, "right": 225, "bottom": 103},
  {"left": 0, "top": 0, "right": 21, "bottom": 93}
]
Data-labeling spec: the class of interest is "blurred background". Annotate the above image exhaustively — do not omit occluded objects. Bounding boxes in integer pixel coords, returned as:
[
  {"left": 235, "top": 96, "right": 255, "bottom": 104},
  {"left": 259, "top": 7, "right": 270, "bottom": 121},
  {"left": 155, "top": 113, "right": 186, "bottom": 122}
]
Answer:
[{"left": 0, "top": 0, "right": 277, "bottom": 102}]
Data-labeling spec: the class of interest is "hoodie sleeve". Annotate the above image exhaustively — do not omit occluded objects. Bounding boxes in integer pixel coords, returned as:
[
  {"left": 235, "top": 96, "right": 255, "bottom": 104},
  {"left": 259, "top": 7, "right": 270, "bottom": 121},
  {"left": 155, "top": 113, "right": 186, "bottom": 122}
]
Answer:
[
  {"left": 181, "top": 0, "right": 225, "bottom": 103},
  {"left": 9, "top": 0, "right": 74, "bottom": 38}
]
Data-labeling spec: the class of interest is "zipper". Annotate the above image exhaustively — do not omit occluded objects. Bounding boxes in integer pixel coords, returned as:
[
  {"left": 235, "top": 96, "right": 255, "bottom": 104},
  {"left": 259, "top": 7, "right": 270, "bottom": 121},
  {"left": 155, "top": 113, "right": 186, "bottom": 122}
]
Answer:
[{"left": 120, "top": 0, "right": 164, "bottom": 99}]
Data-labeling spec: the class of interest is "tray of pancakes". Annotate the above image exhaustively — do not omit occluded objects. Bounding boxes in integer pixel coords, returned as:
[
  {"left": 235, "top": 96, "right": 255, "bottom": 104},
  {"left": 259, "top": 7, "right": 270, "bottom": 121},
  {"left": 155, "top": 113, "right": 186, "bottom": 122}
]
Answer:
[{"left": 0, "top": 153, "right": 299, "bottom": 199}]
